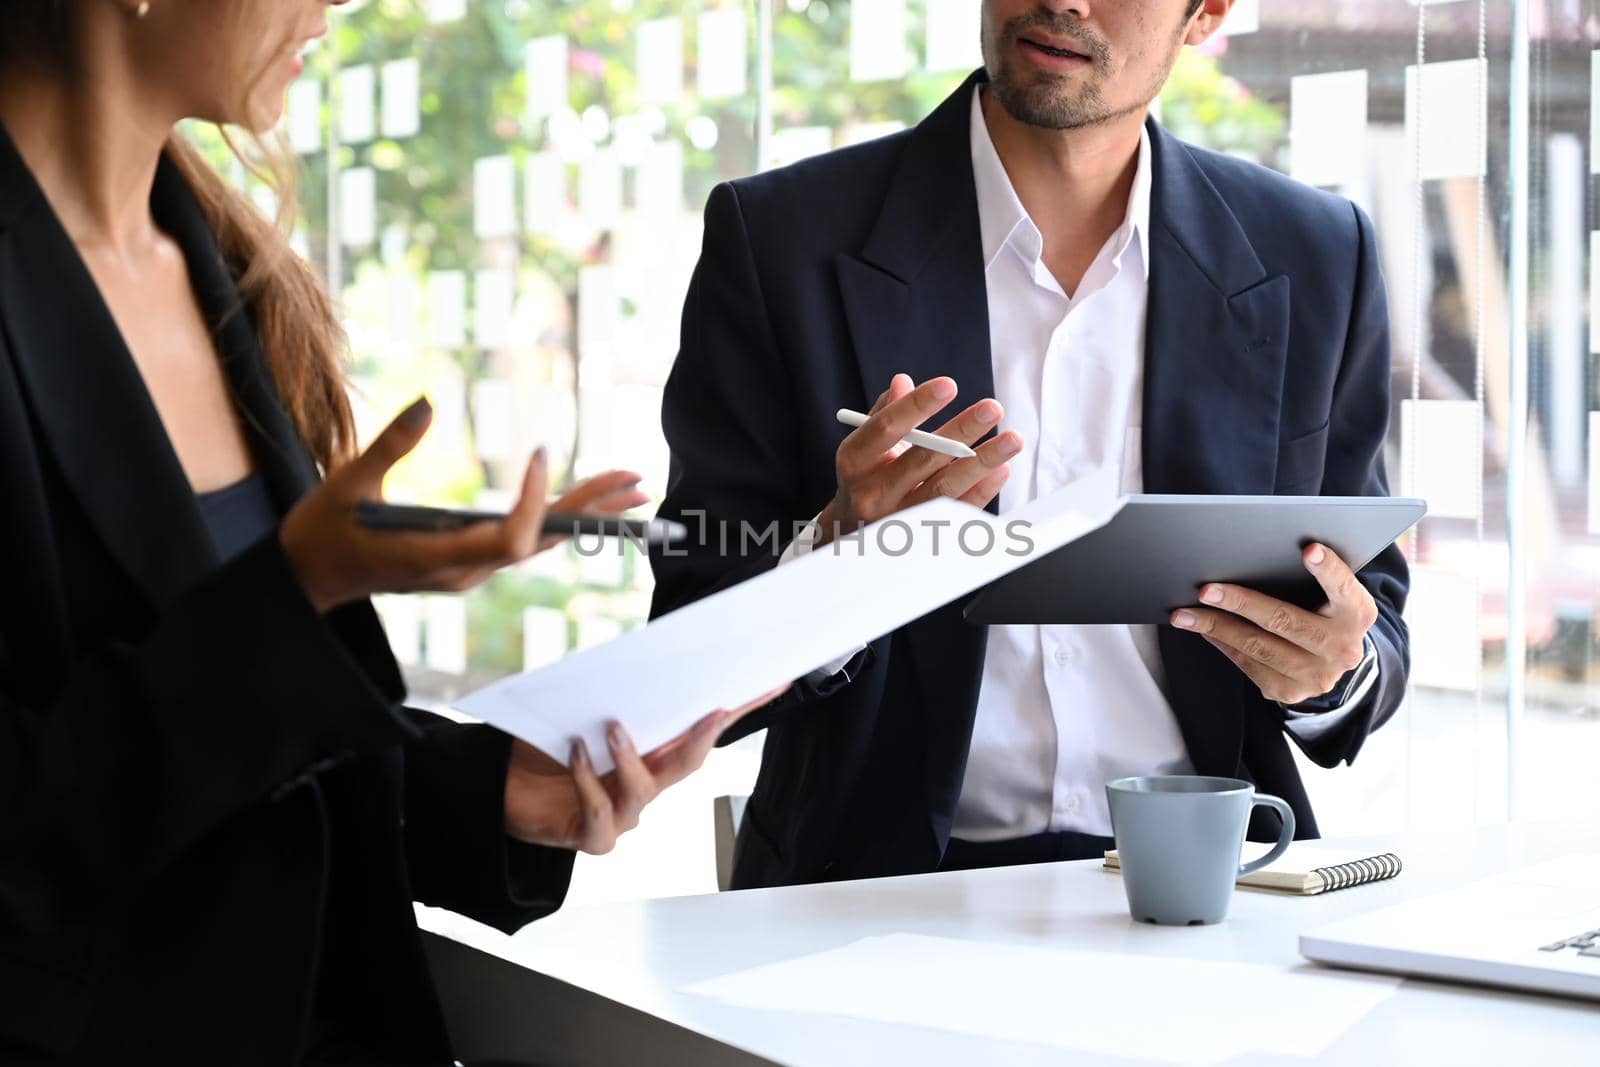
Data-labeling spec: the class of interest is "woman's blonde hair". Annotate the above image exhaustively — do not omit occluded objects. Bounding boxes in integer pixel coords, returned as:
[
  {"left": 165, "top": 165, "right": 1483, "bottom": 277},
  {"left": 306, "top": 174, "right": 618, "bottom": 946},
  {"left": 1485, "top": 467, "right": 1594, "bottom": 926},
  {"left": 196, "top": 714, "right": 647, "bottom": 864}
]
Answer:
[{"left": 1, "top": 1, "right": 356, "bottom": 472}]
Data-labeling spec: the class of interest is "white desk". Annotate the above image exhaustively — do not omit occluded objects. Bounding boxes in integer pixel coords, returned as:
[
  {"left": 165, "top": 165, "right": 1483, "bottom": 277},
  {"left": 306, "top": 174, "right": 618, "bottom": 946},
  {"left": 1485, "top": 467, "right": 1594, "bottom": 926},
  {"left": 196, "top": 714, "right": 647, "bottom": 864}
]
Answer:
[{"left": 419, "top": 822, "right": 1600, "bottom": 1066}]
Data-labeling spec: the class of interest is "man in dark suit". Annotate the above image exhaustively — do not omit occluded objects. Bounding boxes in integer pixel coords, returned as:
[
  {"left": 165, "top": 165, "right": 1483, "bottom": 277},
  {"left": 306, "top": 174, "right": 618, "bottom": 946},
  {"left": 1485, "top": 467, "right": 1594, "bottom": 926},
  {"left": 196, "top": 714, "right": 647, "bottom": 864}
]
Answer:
[{"left": 650, "top": 0, "right": 1409, "bottom": 888}]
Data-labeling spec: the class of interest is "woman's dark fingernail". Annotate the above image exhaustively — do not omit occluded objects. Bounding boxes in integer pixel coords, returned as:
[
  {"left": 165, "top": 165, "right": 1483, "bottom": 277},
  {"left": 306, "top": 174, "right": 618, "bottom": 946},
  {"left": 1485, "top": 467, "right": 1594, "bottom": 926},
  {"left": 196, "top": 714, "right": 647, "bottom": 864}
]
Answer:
[{"left": 400, "top": 396, "right": 432, "bottom": 430}]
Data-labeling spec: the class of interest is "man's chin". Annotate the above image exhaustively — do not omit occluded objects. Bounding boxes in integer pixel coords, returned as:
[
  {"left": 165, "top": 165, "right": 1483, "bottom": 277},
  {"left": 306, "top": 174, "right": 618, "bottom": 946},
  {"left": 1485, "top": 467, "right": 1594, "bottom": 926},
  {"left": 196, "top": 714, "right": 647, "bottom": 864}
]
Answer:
[{"left": 993, "top": 80, "right": 1103, "bottom": 131}]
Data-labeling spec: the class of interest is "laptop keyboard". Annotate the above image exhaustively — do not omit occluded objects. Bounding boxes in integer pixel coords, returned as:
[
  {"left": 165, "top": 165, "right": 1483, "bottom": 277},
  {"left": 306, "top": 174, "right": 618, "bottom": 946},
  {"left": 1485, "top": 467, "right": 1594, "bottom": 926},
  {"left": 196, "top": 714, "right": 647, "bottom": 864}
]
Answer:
[{"left": 1539, "top": 928, "right": 1600, "bottom": 957}]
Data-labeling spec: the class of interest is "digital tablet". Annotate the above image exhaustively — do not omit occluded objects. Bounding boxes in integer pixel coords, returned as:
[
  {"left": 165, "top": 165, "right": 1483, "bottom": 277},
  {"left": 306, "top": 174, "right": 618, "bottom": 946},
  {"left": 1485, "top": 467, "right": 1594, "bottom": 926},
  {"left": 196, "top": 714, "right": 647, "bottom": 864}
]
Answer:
[{"left": 962, "top": 495, "right": 1426, "bottom": 626}]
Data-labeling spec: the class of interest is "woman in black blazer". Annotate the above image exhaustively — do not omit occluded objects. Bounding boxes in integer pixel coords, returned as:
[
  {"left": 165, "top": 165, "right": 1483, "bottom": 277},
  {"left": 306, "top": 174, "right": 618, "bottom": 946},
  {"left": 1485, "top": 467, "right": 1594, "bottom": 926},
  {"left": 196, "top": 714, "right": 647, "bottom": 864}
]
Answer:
[{"left": 0, "top": 2, "right": 776, "bottom": 1063}]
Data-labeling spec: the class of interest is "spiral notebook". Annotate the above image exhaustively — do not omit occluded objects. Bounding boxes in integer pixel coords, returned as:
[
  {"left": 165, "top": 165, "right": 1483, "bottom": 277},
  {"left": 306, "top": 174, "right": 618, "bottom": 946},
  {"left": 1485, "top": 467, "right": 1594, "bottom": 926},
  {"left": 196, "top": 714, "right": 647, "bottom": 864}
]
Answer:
[{"left": 1103, "top": 843, "right": 1403, "bottom": 896}]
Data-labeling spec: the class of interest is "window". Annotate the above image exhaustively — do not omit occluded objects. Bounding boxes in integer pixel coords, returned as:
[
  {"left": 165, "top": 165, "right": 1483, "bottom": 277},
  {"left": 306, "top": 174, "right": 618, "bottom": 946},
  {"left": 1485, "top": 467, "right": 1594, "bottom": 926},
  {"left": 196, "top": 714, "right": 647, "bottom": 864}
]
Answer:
[{"left": 234, "top": 0, "right": 1591, "bottom": 902}]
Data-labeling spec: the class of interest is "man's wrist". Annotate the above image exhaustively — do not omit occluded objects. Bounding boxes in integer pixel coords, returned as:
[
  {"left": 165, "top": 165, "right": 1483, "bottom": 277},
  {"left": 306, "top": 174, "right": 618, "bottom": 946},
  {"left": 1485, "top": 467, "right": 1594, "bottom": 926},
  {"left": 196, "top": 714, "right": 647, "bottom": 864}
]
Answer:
[
  {"left": 1282, "top": 634, "right": 1378, "bottom": 714},
  {"left": 811, "top": 501, "right": 840, "bottom": 550}
]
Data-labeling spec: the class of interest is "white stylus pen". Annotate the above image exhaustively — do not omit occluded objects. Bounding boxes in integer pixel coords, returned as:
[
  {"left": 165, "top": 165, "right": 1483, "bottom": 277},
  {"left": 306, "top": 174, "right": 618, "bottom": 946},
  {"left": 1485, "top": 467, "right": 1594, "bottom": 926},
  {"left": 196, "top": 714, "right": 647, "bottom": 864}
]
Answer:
[{"left": 835, "top": 408, "right": 977, "bottom": 459}]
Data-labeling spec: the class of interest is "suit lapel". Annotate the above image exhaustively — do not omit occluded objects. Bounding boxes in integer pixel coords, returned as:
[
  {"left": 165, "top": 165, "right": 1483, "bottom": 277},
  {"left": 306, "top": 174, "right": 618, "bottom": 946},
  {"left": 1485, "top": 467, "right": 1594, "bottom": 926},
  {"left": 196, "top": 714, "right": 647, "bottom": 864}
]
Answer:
[
  {"left": 148, "top": 156, "right": 321, "bottom": 512},
  {"left": 0, "top": 125, "right": 316, "bottom": 612},
  {"left": 837, "top": 72, "right": 996, "bottom": 418},
  {"left": 0, "top": 133, "right": 217, "bottom": 609},
  {"left": 835, "top": 73, "right": 997, "bottom": 837},
  {"left": 1142, "top": 120, "right": 1292, "bottom": 777}
]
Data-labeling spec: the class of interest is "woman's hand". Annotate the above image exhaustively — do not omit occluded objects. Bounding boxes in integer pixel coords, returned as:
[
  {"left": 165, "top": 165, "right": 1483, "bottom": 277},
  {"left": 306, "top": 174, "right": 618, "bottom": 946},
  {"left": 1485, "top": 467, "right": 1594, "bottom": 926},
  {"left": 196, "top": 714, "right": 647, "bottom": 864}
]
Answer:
[
  {"left": 538, "top": 469, "right": 650, "bottom": 552},
  {"left": 503, "top": 684, "right": 790, "bottom": 853},
  {"left": 279, "top": 396, "right": 647, "bottom": 614}
]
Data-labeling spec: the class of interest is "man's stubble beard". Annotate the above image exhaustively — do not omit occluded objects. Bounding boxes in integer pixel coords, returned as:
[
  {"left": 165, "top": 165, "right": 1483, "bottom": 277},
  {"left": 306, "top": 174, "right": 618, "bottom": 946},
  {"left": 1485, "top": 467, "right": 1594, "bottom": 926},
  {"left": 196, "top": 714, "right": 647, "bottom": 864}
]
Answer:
[
  {"left": 981, "top": 13, "right": 1186, "bottom": 132},
  {"left": 989, "top": 67, "right": 1138, "bottom": 131}
]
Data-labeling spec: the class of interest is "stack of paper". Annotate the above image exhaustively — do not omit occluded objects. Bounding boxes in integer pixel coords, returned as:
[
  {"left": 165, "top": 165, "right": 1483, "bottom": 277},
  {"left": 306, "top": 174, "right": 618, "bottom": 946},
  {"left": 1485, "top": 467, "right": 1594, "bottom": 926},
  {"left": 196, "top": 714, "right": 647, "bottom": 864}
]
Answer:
[
  {"left": 455, "top": 470, "right": 1122, "bottom": 772},
  {"left": 683, "top": 933, "right": 1398, "bottom": 1065}
]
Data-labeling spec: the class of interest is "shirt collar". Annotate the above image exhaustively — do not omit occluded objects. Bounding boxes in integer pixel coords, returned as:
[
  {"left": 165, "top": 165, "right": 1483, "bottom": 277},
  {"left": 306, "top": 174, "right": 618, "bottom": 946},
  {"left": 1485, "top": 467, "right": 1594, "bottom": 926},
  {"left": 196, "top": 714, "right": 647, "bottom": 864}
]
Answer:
[{"left": 969, "top": 84, "right": 1152, "bottom": 278}]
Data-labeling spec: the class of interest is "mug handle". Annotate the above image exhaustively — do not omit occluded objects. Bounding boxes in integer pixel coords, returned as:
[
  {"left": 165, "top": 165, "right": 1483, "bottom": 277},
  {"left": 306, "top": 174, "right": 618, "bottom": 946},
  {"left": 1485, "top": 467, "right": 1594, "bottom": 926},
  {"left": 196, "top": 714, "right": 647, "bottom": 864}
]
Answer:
[{"left": 1237, "top": 794, "right": 1296, "bottom": 877}]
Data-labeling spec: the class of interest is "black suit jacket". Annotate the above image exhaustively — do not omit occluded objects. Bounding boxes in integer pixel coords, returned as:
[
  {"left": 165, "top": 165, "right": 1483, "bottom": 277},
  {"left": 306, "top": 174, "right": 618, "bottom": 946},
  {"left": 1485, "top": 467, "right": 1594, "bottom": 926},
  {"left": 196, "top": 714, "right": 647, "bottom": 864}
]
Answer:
[
  {"left": 649, "top": 73, "right": 1410, "bottom": 889},
  {"left": 0, "top": 127, "right": 573, "bottom": 1064}
]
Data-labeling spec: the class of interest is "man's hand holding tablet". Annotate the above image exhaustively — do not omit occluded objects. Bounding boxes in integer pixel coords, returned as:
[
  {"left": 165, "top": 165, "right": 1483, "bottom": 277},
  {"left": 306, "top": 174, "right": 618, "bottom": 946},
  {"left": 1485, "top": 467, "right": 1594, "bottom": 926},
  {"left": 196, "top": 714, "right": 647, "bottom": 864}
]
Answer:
[{"left": 1171, "top": 543, "right": 1380, "bottom": 707}]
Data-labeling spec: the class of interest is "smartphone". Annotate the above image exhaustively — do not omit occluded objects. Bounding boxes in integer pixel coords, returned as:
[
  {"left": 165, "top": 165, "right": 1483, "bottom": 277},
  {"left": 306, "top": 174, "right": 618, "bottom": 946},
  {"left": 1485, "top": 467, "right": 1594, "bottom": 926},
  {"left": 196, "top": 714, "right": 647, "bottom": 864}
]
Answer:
[{"left": 354, "top": 502, "right": 687, "bottom": 545}]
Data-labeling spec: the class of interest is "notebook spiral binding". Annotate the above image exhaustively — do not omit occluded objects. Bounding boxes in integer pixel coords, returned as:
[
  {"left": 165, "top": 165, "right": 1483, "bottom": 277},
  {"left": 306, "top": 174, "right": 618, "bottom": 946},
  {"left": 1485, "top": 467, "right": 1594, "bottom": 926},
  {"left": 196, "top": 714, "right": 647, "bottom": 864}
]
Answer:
[{"left": 1310, "top": 852, "right": 1403, "bottom": 894}]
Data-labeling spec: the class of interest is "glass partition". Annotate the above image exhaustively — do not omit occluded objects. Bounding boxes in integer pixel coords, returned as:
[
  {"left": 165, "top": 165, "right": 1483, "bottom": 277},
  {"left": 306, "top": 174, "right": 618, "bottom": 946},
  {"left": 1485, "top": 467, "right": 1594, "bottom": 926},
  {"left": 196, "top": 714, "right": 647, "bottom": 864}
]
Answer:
[{"left": 216, "top": 0, "right": 1589, "bottom": 901}]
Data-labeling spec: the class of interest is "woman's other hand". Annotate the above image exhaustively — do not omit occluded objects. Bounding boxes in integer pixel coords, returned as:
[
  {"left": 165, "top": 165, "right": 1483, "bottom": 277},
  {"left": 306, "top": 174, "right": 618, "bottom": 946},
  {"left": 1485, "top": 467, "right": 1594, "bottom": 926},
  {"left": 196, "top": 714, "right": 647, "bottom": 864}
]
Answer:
[{"left": 503, "top": 683, "right": 791, "bottom": 853}]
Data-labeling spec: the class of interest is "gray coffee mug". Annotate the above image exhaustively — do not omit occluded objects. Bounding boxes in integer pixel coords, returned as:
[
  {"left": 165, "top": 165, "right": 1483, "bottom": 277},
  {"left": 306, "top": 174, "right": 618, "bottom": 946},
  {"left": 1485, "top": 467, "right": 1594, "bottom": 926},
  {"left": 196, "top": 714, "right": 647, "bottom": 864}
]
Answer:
[{"left": 1105, "top": 775, "right": 1295, "bottom": 926}]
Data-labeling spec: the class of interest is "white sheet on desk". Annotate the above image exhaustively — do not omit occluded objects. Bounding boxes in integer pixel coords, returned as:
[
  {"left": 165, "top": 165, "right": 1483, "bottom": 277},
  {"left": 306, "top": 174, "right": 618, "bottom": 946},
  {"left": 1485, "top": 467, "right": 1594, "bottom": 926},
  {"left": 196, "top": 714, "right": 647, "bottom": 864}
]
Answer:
[
  {"left": 454, "top": 469, "right": 1121, "bottom": 774},
  {"left": 682, "top": 932, "right": 1398, "bottom": 1066}
]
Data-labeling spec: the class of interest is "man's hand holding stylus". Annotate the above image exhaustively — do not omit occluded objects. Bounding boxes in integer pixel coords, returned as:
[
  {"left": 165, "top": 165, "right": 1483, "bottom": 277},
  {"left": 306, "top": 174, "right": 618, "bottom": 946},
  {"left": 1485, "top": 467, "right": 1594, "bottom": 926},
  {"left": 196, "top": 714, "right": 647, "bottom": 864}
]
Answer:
[{"left": 812, "top": 373, "right": 1023, "bottom": 549}]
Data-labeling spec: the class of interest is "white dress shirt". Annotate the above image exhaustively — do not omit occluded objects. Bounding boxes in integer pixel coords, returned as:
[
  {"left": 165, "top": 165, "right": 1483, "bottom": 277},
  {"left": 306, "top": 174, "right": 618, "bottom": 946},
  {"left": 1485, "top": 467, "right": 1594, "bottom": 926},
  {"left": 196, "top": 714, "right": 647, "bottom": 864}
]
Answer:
[
  {"left": 952, "top": 87, "right": 1191, "bottom": 840},
  {"left": 785, "top": 86, "right": 1375, "bottom": 842}
]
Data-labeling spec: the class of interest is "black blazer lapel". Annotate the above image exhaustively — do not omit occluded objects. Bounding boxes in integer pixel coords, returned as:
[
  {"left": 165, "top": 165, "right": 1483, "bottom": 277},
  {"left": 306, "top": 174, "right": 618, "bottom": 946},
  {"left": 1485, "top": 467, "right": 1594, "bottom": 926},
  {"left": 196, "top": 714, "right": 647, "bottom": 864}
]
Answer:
[
  {"left": 148, "top": 155, "right": 322, "bottom": 512},
  {"left": 1142, "top": 121, "right": 1289, "bottom": 495},
  {"left": 0, "top": 130, "right": 218, "bottom": 611},
  {"left": 834, "top": 72, "right": 997, "bottom": 839},
  {"left": 1142, "top": 120, "right": 1292, "bottom": 777},
  {"left": 0, "top": 125, "right": 316, "bottom": 612},
  {"left": 837, "top": 73, "right": 995, "bottom": 417}
]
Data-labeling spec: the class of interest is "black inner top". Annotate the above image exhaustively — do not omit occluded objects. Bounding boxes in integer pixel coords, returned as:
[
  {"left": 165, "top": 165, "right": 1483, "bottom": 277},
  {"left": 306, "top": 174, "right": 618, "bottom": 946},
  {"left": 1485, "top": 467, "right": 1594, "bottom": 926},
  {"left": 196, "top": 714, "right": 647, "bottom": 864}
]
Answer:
[{"left": 194, "top": 471, "right": 278, "bottom": 562}]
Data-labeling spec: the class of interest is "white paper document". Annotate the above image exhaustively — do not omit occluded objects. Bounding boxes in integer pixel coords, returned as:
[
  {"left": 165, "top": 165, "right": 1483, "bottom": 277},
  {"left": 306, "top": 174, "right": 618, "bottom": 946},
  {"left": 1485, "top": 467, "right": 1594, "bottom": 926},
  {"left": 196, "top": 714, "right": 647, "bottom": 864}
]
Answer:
[
  {"left": 635, "top": 140, "right": 684, "bottom": 218},
  {"left": 1221, "top": 0, "right": 1259, "bottom": 35},
  {"left": 426, "top": 270, "right": 466, "bottom": 348},
  {"left": 473, "top": 268, "right": 515, "bottom": 348},
  {"left": 1590, "top": 410, "right": 1600, "bottom": 532},
  {"left": 697, "top": 9, "right": 748, "bottom": 100},
  {"left": 1590, "top": 231, "right": 1600, "bottom": 353},
  {"left": 522, "top": 606, "right": 569, "bottom": 671},
  {"left": 473, "top": 155, "right": 518, "bottom": 238},
  {"left": 455, "top": 471, "right": 1122, "bottom": 773},
  {"left": 682, "top": 933, "right": 1398, "bottom": 1066},
  {"left": 423, "top": 595, "right": 468, "bottom": 676},
  {"left": 924, "top": 0, "right": 982, "bottom": 73},
  {"left": 286, "top": 78, "right": 322, "bottom": 154},
  {"left": 372, "top": 594, "right": 421, "bottom": 667},
  {"left": 635, "top": 17, "right": 684, "bottom": 105},
  {"left": 338, "top": 167, "right": 376, "bottom": 247},
  {"left": 524, "top": 151, "right": 567, "bottom": 235},
  {"left": 1290, "top": 69, "right": 1367, "bottom": 188},
  {"left": 471, "top": 378, "right": 516, "bottom": 461},
  {"left": 526, "top": 35, "right": 570, "bottom": 122},
  {"left": 1400, "top": 398, "right": 1480, "bottom": 519},
  {"left": 1406, "top": 58, "right": 1487, "bottom": 181},
  {"left": 849, "top": 0, "right": 911, "bottom": 82},
  {"left": 337, "top": 64, "right": 376, "bottom": 145},
  {"left": 1404, "top": 563, "right": 1481, "bottom": 691},
  {"left": 1592, "top": 53, "right": 1600, "bottom": 175},
  {"left": 380, "top": 57, "right": 421, "bottom": 139},
  {"left": 426, "top": 0, "right": 465, "bottom": 23},
  {"left": 579, "top": 150, "right": 624, "bottom": 229}
]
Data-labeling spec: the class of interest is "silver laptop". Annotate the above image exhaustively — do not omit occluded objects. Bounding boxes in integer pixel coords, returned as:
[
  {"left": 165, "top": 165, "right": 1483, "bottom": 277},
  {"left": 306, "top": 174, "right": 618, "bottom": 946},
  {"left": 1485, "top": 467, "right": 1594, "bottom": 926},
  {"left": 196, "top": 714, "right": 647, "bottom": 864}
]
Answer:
[{"left": 1299, "top": 854, "right": 1600, "bottom": 1001}]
